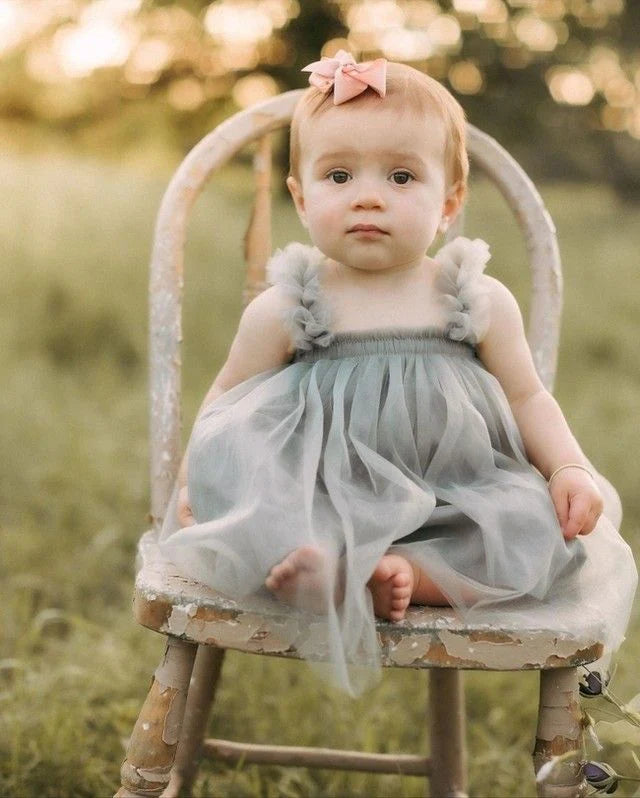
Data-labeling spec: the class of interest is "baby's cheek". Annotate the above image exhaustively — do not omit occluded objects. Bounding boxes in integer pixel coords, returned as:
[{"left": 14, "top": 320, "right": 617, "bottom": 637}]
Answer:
[{"left": 309, "top": 203, "right": 343, "bottom": 234}]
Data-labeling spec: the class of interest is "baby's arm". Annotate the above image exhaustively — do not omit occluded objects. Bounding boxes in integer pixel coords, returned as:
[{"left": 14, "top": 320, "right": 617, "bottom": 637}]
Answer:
[
  {"left": 176, "top": 285, "right": 296, "bottom": 525},
  {"left": 476, "top": 277, "right": 603, "bottom": 540}
]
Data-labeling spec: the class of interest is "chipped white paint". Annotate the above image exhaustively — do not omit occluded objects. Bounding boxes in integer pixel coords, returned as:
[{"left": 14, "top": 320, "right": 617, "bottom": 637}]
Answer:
[
  {"left": 535, "top": 707, "right": 581, "bottom": 741},
  {"left": 154, "top": 636, "right": 195, "bottom": 690},
  {"left": 135, "top": 766, "right": 170, "bottom": 784},
  {"left": 135, "top": 533, "right": 602, "bottom": 671},
  {"left": 120, "top": 761, "right": 170, "bottom": 790},
  {"left": 388, "top": 635, "right": 433, "bottom": 667},
  {"left": 536, "top": 668, "right": 582, "bottom": 741},
  {"left": 435, "top": 629, "right": 598, "bottom": 670},
  {"left": 165, "top": 605, "right": 192, "bottom": 637}
]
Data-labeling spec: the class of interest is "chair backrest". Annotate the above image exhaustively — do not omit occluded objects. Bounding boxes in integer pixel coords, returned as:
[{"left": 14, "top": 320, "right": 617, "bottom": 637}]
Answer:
[{"left": 148, "top": 89, "right": 562, "bottom": 529}]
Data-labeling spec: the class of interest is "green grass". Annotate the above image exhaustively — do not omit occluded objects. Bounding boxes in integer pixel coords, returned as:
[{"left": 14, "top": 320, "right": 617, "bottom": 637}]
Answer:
[{"left": 0, "top": 148, "right": 638, "bottom": 797}]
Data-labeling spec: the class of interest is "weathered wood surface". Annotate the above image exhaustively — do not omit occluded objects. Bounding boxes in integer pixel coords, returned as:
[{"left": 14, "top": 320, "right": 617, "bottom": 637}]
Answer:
[
  {"left": 242, "top": 133, "right": 273, "bottom": 307},
  {"left": 135, "top": 533, "right": 602, "bottom": 671},
  {"left": 533, "top": 668, "right": 587, "bottom": 798},
  {"left": 163, "top": 646, "right": 225, "bottom": 798},
  {"left": 117, "top": 637, "right": 197, "bottom": 798},
  {"left": 201, "top": 739, "right": 431, "bottom": 775},
  {"left": 429, "top": 669, "right": 468, "bottom": 797}
]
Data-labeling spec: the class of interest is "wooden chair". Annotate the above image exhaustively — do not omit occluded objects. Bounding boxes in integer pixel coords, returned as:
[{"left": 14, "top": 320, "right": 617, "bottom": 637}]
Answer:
[{"left": 115, "top": 90, "right": 615, "bottom": 798}]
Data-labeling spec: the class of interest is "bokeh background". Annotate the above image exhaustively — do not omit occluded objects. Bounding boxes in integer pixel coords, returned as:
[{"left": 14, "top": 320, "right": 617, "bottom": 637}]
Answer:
[{"left": 1, "top": 2, "right": 639, "bottom": 796}]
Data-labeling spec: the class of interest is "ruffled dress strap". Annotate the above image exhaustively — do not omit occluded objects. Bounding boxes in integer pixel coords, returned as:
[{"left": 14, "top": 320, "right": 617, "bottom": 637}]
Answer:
[
  {"left": 266, "top": 242, "right": 335, "bottom": 352},
  {"left": 433, "top": 236, "right": 492, "bottom": 346}
]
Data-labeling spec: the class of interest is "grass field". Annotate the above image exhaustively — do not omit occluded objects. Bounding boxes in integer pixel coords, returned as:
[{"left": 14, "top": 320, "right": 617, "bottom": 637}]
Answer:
[{"left": 0, "top": 148, "right": 638, "bottom": 797}]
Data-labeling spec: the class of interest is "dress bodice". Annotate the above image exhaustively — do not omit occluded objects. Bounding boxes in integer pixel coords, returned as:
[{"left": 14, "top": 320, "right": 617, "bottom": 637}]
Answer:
[{"left": 265, "top": 236, "right": 492, "bottom": 356}]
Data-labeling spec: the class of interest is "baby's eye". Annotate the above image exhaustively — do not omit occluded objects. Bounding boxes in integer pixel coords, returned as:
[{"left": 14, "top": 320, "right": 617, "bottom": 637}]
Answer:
[
  {"left": 328, "top": 170, "right": 350, "bottom": 184},
  {"left": 391, "top": 171, "right": 413, "bottom": 185}
]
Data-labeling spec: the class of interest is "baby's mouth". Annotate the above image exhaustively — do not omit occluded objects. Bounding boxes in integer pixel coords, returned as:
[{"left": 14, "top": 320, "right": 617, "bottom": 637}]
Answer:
[{"left": 347, "top": 224, "right": 388, "bottom": 234}]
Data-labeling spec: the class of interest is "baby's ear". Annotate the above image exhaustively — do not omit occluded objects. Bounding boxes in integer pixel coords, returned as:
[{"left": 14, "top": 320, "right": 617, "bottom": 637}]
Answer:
[
  {"left": 286, "top": 176, "right": 308, "bottom": 228},
  {"left": 443, "top": 180, "right": 466, "bottom": 224}
]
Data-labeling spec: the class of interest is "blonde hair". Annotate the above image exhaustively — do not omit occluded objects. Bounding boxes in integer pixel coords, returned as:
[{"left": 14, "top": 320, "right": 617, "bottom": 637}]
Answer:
[{"left": 289, "top": 61, "right": 469, "bottom": 197}]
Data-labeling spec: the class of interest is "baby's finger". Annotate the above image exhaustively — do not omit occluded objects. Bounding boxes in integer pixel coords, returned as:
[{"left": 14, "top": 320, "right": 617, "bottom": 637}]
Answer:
[
  {"left": 552, "top": 489, "right": 569, "bottom": 535},
  {"left": 580, "top": 507, "right": 602, "bottom": 536},
  {"left": 564, "top": 493, "right": 591, "bottom": 539}
]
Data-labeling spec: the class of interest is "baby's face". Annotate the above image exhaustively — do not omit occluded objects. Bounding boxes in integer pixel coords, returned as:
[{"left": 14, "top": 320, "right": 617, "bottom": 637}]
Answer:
[{"left": 287, "top": 103, "right": 462, "bottom": 274}]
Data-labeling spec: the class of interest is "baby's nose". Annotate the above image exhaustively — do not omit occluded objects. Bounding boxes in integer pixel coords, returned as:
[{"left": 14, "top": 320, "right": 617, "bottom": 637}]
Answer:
[{"left": 350, "top": 181, "right": 385, "bottom": 210}]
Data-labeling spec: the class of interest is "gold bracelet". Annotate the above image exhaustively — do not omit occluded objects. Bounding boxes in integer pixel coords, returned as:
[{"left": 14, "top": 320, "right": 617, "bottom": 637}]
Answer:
[{"left": 547, "top": 463, "right": 595, "bottom": 486}]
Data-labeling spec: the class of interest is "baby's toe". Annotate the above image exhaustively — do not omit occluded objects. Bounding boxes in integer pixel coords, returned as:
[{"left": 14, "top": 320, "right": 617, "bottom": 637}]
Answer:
[
  {"left": 266, "top": 561, "right": 290, "bottom": 588},
  {"left": 391, "top": 581, "right": 411, "bottom": 600},
  {"left": 265, "top": 572, "right": 279, "bottom": 589},
  {"left": 370, "top": 561, "right": 393, "bottom": 584}
]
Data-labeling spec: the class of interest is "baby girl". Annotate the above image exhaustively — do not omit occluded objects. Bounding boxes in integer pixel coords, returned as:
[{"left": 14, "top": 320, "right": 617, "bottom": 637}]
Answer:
[{"left": 160, "top": 52, "right": 635, "bottom": 689}]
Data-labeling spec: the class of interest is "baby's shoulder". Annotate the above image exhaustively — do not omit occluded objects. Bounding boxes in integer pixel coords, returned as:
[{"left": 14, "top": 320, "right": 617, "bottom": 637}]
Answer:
[
  {"left": 238, "top": 284, "right": 297, "bottom": 353},
  {"left": 479, "top": 275, "right": 525, "bottom": 327}
]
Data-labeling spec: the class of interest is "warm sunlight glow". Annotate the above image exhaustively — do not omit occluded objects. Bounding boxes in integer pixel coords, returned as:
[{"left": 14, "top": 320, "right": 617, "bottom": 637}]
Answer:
[
  {"left": 449, "top": 60, "right": 484, "bottom": 94},
  {"left": 204, "top": 3, "right": 272, "bottom": 44},
  {"left": 452, "top": 0, "right": 487, "bottom": 12},
  {"left": 55, "top": 20, "right": 134, "bottom": 77},
  {"left": 537, "top": 0, "right": 565, "bottom": 19},
  {"left": 166, "top": 77, "right": 205, "bottom": 111},
  {"left": 204, "top": 0, "right": 296, "bottom": 45},
  {"left": 125, "top": 37, "right": 172, "bottom": 85},
  {"left": 380, "top": 27, "right": 434, "bottom": 60},
  {"left": 0, "top": 0, "right": 23, "bottom": 54},
  {"left": 477, "top": 0, "right": 508, "bottom": 24},
  {"left": 217, "top": 43, "right": 260, "bottom": 71},
  {"left": 346, "top": 1, "right": 405, "bottom": 33},
  {"left": 81, "top": 0, "right": 142, "bottom": 24},
  {"left": 403, "top": 1, "right": 440, "bottom": 27},
  {"left": 546, "top": 67, "right": 595, "bottom": 105},
  {"left": 321, "top": 38, "right": 352, "bottom": 58},
  {"left": 232, "top": 73, "right": 279, "bottom": 107},
  {"left": 428, "top": 14, "right": 462, "bottom": 48},
  {"left": 587, "top": 45, "right": 624, "bottom": 90},
  {"left": 514, "top": 14, "right": 558, "bottom": 52},
  {"left": 25, "top": 41, "right": 66, "bottom": 83},
  {"left": 603, "top": 76, "right": 636, "bottom": 108}
]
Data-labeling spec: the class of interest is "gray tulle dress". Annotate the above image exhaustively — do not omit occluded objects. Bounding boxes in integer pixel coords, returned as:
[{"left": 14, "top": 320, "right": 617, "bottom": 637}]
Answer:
[{"left": 158, "top": 236, "right": 637, "bottom": 695}]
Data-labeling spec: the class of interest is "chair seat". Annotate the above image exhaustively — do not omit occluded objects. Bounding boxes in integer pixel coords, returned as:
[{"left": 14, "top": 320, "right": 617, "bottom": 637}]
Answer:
[{"left": 135, "top": 531, "right": 602, "bottom": 671}]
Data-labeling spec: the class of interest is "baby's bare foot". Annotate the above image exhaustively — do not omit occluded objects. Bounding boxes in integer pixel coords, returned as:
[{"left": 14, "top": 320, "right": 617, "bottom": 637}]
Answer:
[
  {"left": 265, "top": 545, "right": 341, "bottom": 614},
  {"left": 367, "top": 554, "right": 416, "bottom": 622}
]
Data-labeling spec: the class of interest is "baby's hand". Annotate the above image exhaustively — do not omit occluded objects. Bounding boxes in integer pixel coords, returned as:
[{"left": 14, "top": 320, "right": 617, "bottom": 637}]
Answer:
[
  {"left": 178, "top": 486, "right": 195, "bottom": 527},
  {"left": 548, "top": 468, "right": 603, "bottom": 540}
]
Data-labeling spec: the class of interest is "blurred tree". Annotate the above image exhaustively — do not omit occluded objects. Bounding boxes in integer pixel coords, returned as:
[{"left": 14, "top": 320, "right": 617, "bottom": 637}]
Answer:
[{"left": 0, "top": 0, "right": 638, "bottom": 199}]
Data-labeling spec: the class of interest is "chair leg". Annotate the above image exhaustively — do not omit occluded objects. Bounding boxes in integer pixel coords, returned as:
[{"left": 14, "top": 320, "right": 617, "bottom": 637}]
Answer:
[
  {"left": 164, "top": 646, "right": 226, "bottom": 797},
  {"left": 533, "top": 667, "right": 587, "bottom": 798},
  {"left": 429, "top": 669, "right": 468, "bottom": 798},
  {"left": 116, "top": 637, "right": 198, "bottom": 798}
]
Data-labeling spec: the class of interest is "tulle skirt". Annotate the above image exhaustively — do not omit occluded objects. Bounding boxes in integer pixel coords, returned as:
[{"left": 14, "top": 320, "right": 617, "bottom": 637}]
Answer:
[{"left": 158, "top": 333, "right": 637, "bottom": 695}]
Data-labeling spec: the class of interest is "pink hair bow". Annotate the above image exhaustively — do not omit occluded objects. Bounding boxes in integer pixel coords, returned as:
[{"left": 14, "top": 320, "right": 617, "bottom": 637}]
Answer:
[{"left": 301, "top": 49, "right": 387, "bottom": 105}]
